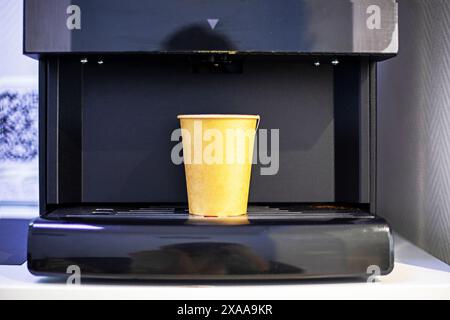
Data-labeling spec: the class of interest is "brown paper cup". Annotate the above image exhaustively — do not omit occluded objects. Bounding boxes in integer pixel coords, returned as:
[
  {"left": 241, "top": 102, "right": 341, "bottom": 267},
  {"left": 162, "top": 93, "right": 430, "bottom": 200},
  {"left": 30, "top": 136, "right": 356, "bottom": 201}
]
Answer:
[{"left": 178, "top": 114, "right": 259, "bottom": 217}]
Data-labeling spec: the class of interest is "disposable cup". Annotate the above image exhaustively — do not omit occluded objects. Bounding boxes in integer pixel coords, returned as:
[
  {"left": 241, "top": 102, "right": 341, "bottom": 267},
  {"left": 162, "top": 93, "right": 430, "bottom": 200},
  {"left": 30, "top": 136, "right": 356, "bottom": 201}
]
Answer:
[{"left": 178, "top": 114, "right": 259, "bottom": 217}]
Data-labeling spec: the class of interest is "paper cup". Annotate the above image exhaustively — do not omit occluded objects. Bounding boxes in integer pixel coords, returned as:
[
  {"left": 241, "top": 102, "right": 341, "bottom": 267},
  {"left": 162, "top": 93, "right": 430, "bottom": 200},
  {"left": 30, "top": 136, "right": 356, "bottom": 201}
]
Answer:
[{"left": 178, "top": 114, "right": 260, "bottom": 217}]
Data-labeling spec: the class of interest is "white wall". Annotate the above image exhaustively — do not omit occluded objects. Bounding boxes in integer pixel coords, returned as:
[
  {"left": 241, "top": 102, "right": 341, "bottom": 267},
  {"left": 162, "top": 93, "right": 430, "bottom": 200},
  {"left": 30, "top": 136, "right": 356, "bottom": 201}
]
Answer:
[
  {"left": 0, "top": 0, "right": 37, "bottom": 84},
  {"left": 0, "top": 0, "right": 39, "bottom": 204},
  {"left": 378, "top": 0, "right": 450, "bottom": 264}
]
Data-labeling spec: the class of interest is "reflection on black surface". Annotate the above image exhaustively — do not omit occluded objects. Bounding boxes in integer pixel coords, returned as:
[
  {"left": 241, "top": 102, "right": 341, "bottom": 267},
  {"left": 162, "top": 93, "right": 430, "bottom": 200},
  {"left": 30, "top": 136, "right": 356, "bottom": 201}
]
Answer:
[
  {"left": 163, "top": 24, "right": 234, "bottom": 51},
  {"left": 32, "top": 242, "right": 303, "bottom": 276},
  {"left": 130, "top": 242, "right": 302, "bottom": 275},
  {"left": 31, "top": 257, "right": 130, "bottom": 274}
]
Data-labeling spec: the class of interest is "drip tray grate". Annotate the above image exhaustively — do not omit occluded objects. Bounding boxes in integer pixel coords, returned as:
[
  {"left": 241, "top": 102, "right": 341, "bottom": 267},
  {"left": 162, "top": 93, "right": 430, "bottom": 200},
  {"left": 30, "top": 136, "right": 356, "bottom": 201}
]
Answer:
[{"left": 46, "top": 204, "right": 375, "bottom": 222}]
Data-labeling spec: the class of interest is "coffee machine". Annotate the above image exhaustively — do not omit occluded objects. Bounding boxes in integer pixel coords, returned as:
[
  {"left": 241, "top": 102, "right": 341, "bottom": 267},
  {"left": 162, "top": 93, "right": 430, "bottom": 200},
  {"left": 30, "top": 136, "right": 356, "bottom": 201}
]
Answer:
[{"left": 24, "top": 0, "right": 398, "bottom": 280}]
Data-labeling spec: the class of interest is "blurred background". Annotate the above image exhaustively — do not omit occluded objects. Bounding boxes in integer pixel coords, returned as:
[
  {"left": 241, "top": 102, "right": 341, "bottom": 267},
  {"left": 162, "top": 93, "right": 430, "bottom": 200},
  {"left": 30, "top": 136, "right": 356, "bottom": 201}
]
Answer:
[{"left": 0, "top": 0, "right": 38, "bottom": 207}]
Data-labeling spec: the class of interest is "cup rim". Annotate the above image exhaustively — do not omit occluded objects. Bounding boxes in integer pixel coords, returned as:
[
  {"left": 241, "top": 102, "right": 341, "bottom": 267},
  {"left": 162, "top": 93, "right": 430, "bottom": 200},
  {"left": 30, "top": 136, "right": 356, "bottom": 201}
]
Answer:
[{"left": 178, "top": 114, "right": 260, "bottom": 120}]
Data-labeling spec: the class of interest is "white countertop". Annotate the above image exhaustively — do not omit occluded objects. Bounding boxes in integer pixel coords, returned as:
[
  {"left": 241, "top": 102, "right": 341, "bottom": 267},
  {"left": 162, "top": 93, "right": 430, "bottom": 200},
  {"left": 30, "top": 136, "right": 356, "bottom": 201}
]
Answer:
[{"left": 0, "top": 233, "right": 449, "bottom": 300}]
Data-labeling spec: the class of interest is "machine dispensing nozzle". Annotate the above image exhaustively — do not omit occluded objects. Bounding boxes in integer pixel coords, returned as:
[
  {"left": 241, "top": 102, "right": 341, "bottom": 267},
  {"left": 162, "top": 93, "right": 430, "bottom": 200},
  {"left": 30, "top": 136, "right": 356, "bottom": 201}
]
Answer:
[{"left": 191, "top": 53, "right": 243, "bottom": 74}]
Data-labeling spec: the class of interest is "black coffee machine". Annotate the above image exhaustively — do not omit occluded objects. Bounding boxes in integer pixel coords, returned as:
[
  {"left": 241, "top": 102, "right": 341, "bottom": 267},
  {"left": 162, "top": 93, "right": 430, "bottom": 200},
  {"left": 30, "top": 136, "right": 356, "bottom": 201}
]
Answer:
[{"left": 24, "top": 0, "right": 398, "bottom": 280}]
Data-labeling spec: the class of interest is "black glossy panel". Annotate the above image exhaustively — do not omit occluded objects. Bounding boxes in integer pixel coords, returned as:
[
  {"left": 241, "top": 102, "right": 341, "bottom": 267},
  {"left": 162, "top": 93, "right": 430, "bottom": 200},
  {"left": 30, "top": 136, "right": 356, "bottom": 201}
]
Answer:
[
  {"left": 28, "top": 209, "right": 393, "bottom": 279},
  {"left": 24, "top": 0, "right": 398, "bottom": 57}
]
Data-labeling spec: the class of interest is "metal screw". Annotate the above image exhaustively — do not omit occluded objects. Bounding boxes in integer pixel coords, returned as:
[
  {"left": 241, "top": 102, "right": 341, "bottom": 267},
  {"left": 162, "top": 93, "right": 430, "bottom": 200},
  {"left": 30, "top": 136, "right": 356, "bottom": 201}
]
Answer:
[
  {"left": 80, "top": 58, "right": 88, "bottom": 64},
  {"left": 314, "top": 61, "right": 320, "bottom": 67},
  {"left": 331, "top": 59, "right": 339, "bottom": 66}
]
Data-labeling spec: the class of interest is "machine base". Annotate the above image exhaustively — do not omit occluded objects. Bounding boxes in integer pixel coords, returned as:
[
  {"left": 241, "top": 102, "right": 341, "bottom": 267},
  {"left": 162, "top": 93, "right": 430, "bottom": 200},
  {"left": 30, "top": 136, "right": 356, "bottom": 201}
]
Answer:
[{"left": 27, "top": 204, "right": 394, "bottom": 280}]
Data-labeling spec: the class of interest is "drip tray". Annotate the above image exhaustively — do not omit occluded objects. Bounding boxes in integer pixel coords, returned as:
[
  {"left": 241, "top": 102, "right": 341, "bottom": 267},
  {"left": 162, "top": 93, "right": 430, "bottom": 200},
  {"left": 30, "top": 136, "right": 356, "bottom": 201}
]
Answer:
[
  {"left": 29, "top": 203, "right": 392, "bottom": 279},
  {"left": 45, "top": 204, "right": 374, "bottom": 223}
]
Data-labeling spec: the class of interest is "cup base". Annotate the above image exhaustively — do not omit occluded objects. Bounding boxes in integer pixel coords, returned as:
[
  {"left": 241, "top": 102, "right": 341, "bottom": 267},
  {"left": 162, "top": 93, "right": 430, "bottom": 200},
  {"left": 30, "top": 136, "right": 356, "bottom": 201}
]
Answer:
[{"left": 188, "top": 211, "right": 247, "bottom": 218}]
